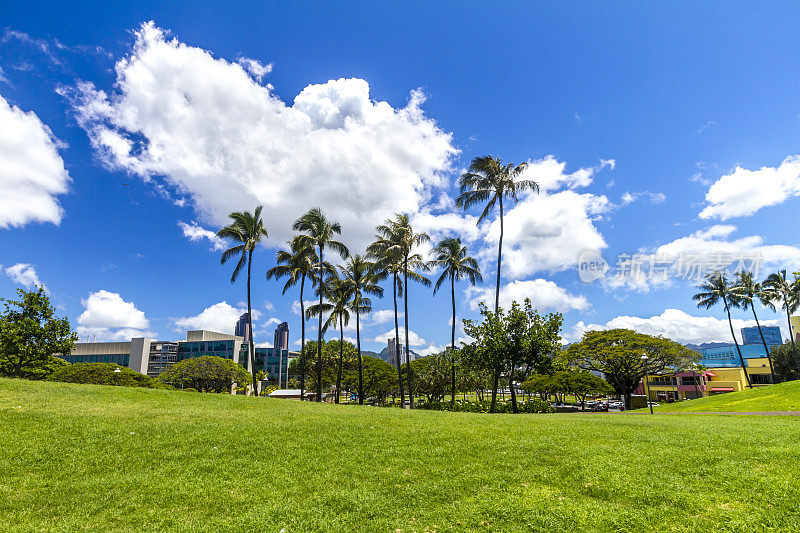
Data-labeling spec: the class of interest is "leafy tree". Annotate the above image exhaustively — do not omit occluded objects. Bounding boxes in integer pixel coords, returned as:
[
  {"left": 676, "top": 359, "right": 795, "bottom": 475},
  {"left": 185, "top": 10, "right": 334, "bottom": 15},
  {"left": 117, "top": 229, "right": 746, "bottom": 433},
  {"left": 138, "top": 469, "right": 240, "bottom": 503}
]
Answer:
[
  {"left": 431, "top": 237, "right": 482, "bottom": 405},
  {"left": 307, "top": 274, "right": 352, "bottom": 403},
  {"left": 157, "top": 356, "right": 250, "bottom": 393},
  {"left": 411, "top": 352, "right": 450, "bottom": 402},
  {"left": 693, "top": 271, "right": 751, "bottom": 388},
  {"left": 293, "top": 208, "right": 349, "bottom": 401},
  {"left": 730, "top": 270, "right": 777, "bottom": 383},
  {"left": 565, "top": 329, "right": 699, "bottom": 410},
  {"left": 0, "top": 287, "right": 77, "bottom": 379},
  {"left": 769, "top": 342, "right": 800, "bottom": 383},
  {"left": 48, "top": 362, "right": 167, "bottom": 388},
  {"left": 764, "top": 269, "right": 800, "bottom": 374},
  {"left": 217, "top": 205, "right": 269, "bottom": 394},
  {"left": 339, "top": 255, "right": 384, "bottom": 404},
  {"left": 461, "top": 303, "right": 507, "bottom": 412},
  {"left": 344, "top": 355, "right": 397, "bottom": 403},
  {"left": 289, "top": 340, "right": 357, "bottom": 397},
  {"left": 266, "top": 235, "right": 318, "bottom": 400},
  {"left": 367, "top": 213, "right": 430, "bottom": 408},
  {"left": 456, "top": 155, "right": 538, "bottom": 313},
  {"left": 567, "top": 371, "right": 612, "bottom": 410}
]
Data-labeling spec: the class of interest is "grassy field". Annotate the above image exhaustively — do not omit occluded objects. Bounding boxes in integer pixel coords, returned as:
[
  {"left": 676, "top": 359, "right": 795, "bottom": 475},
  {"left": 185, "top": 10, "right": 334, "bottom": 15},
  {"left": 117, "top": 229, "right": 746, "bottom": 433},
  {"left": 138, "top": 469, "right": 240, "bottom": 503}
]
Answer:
[
  {"left": 649, "top": 379, "right": 800, "bottom": 413},
  {"left": 1, "top": 379, "right": 799, "bottom": 532}
]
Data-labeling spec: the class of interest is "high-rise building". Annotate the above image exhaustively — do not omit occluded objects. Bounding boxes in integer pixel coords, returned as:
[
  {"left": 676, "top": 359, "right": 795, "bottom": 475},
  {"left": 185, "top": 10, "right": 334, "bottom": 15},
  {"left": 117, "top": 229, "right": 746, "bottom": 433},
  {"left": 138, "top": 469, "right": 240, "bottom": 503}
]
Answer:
[
  {"left": 741, "top": 326, "right": 782, "bottom": 347},
  {"left": 274, "top": 322, "right": 289, "bottom": 351},
  {"left": 387, "top": 338, "right": 408, "bottom": 365},
  {"left": 235, "top": 313, "right": 252, "bottom": 342}
]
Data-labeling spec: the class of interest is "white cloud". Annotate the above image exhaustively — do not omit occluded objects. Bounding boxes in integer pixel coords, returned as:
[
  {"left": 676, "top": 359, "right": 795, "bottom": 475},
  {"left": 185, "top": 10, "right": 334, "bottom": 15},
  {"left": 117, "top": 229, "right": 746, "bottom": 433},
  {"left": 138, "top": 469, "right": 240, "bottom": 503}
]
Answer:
[
  {"left": 699, "top": 156, "right": 800, "bottom": 220},
  {"left": 173, "top": 301, "right": 259, "bottom": 334},
  {"left": 466, "top": 279, "right": 590, "bottom": 313},
  {"left": 568, "top": 308, "right": 785, "bottom": 345},
  {"left": 374, "top": 328, "right": 426, "bottom": 347},
  {"left": 367, "top": 309, "right": 401, "bottom": 326},
  {"left": 64, "top": 22, "right": 456, "bottom": 250},
  {"left": 0, "top": 92, "right": 70, "bottom": 228},
  {"left": 178, "top": 221, "right": 226, "bottom": 251},
  {"left": 620, "top": 191, "right": 666, "bottom": 205},
  {"left": 264, "top": 317, "right": 281, "bottom": 327},
  {"left": 236, "top": 57, "right": 272, "bottom": 82},
  {"left": 418, "top": 345, "right": 444, "bottom": 357},
  {"left": 4, "top": 263, "right": 44, "bottom": 290},
  {"left": 76, "top": 290, "right": 153, "bottom": 341}
]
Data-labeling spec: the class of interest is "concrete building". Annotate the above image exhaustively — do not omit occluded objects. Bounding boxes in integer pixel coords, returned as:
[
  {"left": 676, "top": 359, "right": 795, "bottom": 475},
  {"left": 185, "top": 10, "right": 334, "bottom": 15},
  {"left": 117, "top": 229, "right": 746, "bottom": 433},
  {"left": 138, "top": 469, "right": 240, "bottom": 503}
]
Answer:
[
  {"left": 235, "top": 313, "right": 252, "bottom": 342},
  {"left": 791, "top": 316, "right": 800, "bottom": 343},
  {"left": 386, "top": 338, "right": 409, "bottom": 365},
  {"left": 274, "top": 322, "right": 289, "bottom": 351},
  {"left": 741, "top": 326, "right": 782, "bottom": 347}
]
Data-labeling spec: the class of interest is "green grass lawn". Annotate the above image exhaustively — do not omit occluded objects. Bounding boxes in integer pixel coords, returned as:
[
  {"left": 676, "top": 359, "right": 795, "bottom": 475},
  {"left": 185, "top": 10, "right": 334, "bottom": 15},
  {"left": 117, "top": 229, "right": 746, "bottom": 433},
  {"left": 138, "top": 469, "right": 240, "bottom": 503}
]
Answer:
[
  {"left": 648, "top": 379, "right": 800, "bottom": 413},
  {"left": 2, "top": 379, "right": 799, "bottom": 532}
]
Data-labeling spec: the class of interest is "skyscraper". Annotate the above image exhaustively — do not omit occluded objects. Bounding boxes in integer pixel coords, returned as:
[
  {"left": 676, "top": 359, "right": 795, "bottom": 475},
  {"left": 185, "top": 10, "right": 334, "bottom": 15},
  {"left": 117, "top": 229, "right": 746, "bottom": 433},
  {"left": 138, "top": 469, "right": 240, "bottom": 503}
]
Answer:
[
  {"left": 274, "top": 322, "right": 289, "bottom": 351},
  {"left": 235, "top": 312, "right": 251, "bottom": 342},
  {"left": 741, "top": 326, "right": 782, "bottom": 347},
  {"left": 387, "top": 338, "right": 408, "bottom": 364}
]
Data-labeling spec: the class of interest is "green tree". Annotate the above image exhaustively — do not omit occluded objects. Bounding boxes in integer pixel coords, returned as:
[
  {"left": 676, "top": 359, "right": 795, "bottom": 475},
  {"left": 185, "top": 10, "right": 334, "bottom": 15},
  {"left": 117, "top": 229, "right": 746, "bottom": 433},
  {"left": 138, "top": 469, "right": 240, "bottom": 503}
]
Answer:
[
  {"left": 763, "top": 269, "right": 800, "bottom": 374},
  {"left": 48, "top": 362, "right": 167, "bottom": 388},
  {"left": 339, "top": 255, "right": 384, "bottom": 404},
  {"left": 566, "top": 371, "right": 612, "bottom": 410},
  {"left": 266, "top": 235, "right": 318, "bottom": 400},
  {"left": 431, "top": 236, "right": 482, "bottom": 406},
  {"left": 307, "top": 274, "right": 352, "bottom": 404},
  {"left": 157, "top": 356, "right": 250, "bottom": 393},
  {"left": 345, "top": 355, "right": 397, "bottom": 403},
  {"left": 731, "top": 270, "right": 777, "bottom": 383},
  {"left": 461, "top": 303, "right": 507, "bottom": 412},
  {"left": 565, "top": 329, "right": 699, "bottom": 410},
  {"left": 367, "top": 214, "right": 430, "bottom": 408},
  {"left": 0, "top": 287, "right": 77, "bottom": 379},
  {"left": 289, "top": 340, "right": 357, "bottom": 397},
  {"left": 217, "top": 205, "right": 269, "bottom": 394},
  {"left": 769, "top": 342, "right": 800, "bottom": 383},
  {"left": 693, "top": 271, "right": 751, "bottom": 388},
  {"left": 456, "top": 155, "right": 538, "bottom": 313},
  {"left": 293, "top": 208, "right": 350, "bottom": 401},
  {"left": 411, "top": 352, "right": 450, "bottom": 402}
]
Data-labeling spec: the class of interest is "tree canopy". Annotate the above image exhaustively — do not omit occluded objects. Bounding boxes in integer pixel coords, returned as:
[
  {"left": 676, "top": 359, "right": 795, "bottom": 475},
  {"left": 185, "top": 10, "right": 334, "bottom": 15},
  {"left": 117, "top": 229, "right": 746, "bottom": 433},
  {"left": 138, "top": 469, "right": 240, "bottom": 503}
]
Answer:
[{"left": 157, "top": 356, "right": 250, "bottom": 393}]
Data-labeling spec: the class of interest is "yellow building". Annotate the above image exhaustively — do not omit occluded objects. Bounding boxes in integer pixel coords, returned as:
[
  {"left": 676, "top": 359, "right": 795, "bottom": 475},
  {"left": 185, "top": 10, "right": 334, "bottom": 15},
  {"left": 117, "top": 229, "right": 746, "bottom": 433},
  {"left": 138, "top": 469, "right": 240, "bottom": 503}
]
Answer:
[{"left": 790, "top": 315, "right": 800, "bottom": 343}]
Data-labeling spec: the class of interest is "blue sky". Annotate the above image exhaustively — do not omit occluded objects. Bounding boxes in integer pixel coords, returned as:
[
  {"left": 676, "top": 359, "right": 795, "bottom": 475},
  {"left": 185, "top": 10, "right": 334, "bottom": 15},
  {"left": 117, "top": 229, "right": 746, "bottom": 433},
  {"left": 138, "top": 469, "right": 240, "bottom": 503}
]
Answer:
[{"left": 2, "top": 1, "right": 800, "bottom": 352}]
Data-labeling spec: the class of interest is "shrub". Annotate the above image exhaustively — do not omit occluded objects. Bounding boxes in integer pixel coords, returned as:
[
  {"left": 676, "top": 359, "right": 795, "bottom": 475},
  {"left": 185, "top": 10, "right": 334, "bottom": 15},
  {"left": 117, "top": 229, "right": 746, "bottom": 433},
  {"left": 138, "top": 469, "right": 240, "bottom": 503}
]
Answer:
[
  {"left": 47, "top": 363, "right": 167, "bottom": 388},
  {"left": 418, "top": 398, "right": 554, "bottom": 414}
]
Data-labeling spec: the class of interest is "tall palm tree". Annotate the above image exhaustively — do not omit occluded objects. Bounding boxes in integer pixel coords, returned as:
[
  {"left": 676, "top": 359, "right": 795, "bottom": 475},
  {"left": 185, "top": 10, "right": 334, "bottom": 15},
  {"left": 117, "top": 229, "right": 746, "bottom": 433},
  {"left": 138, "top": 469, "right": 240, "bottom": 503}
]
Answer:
[
  {"left": 266, "top": 236, "right": 318, "bottom": 400},
  {"left": 763, "top": 269, "right": 800, "bottom": 374},
  {"left": 340, "top": 255, "right": 384, "bottom": 404},
  {"left": 217, "top": 205, "right": 269, "bottom": 394},
  {"left": 693, "top": 271, "right": 752, "bottom": 388},
  {"left": 307, "top": 274, "right": 351, "bottom": 404},
  {"left": 455, "top": 155, "right": 538, "bottom": 313},
  {"left": 731, "top": 271, "right": 777, "bottom": 383},
  {"left": 293, "top": 208, "right": 350, "bottom": 401},
  {"left": 431, "top": 237, "right": 482, "bottom": 406},
  {"left": 368, "top": 214, "right": 430, "bottom": 409}
]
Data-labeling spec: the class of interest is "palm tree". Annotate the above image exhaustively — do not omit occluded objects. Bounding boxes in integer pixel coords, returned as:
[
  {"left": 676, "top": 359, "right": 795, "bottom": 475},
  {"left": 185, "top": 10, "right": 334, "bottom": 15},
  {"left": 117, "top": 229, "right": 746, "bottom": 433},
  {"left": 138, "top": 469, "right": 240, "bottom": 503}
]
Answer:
[
  {"left": 340, "top": 255, "right": 384, "bottom": 404},
  {"left": 693, "top": 271, "right": 752, "bottom": 388},
  {"left": 455, "top": 155, "right": 538, "bottom": 313},
  {"left": 731, "top": 271, "right": 777, "bottom": 384},
  {"left": 217, "top": 206, "right": 269, "bottom": 394},
  {"left": 368, "top": 214, "right": 430, "bottom": 409},
  {"left": 431, "top": 237, "right": 482, "bottom": 406},
  {"left": 293, "top": 208, "right": 350, "bottom": 401},
  {"left": 266, "top": 236, "right": 317, "bottom": 400},
  {"left": 763, "top": 269, "right": 800, "bottom": 374},
  {"left": 307, "top": 274, "right": 351, "bottom": 404}
]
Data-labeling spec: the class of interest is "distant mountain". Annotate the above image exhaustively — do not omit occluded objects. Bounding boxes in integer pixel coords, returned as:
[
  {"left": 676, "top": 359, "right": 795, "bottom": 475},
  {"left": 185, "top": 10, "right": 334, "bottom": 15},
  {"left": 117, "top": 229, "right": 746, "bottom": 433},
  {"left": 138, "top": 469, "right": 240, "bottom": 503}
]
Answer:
[
  {"left": 361, "top": 350, "right": 381, "bottom": 359},
  {"left": 377, "top": 346, "right": 421, "bottom": 361},
  {"left": 685, "top": 342, "right": 731, "bottom": 352}
]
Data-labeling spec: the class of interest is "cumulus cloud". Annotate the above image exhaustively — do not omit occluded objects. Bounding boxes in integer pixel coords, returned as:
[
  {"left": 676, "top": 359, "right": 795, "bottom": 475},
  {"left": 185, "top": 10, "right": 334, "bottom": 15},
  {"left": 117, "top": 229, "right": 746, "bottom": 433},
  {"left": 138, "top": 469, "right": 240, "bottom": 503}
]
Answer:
[
  {"left": 0, "top": 92, "right": 70, "bottom": 228},
  {"left": 173, "top": 301, "right": 260, "bottom": 334},
  {"left": 466, "top": 279, "right": 590, "bottom": 313},
  {"left": 567, "top": 308, "right": 785, "bottom": 345},
  {"left": 76, "top": 290, "right": 153, "bottom": 341},
  {"left": 374, "top": 328, "right": 426, "bottom": 346},
  {"left": 4, "top": 263, "right": 44, "bottom": 290},
  {"left": 417, "top": 345, "right": 444, "bottom": 357},
  {"left": 620, "top": 191, "right": 666, "bottom": 205},
  {"left": 178, "top": 221, "right": 226, "bottom": 251},
  {"left": 699, "top": 156, "right": 800, "bottom": 220},
  {"left": 63, "top": 22, "right": 456, "bottom": 250},
  {"left": 236, "top": 57, "right": 272, "bottom": 81}
]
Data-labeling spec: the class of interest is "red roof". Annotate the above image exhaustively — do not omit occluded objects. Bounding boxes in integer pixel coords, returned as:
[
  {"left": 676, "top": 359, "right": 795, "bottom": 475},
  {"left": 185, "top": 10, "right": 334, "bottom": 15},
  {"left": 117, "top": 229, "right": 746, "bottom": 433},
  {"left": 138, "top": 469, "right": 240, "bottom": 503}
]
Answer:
[{"left": 710, "top": 387, "right": 734, "bottom": 392}]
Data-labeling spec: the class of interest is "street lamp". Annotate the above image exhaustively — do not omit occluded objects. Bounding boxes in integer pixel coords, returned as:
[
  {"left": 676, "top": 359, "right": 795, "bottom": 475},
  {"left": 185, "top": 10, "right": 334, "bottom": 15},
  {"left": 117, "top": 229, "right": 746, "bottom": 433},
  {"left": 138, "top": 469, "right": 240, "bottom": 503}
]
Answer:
[
  {"left": 113, "top": 367, "right": 121, "bottom": 373},
  {"left": 640, "top": 354, "right": 653, "bottom": 414}
]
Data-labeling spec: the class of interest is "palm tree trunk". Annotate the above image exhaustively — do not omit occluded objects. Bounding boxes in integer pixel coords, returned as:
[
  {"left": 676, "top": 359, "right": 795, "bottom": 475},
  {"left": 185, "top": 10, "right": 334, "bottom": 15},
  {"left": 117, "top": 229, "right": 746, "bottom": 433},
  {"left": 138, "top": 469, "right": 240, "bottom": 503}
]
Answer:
[
  {"left": 404, "top": 256, "right": 413, "bottom": 409},
  {"left": 496, "top": 196, "right": 503, "bottom": 314},
  {"left": 751, "top": 306, "right": 777, "bottom": 384},
  {"left": 316, "top": 243, "right": 324, "bottom": 402},
  {"left": 393, "top": 274, "right": 404, "bottom": 405},
  {"left": 336, "top": 317, "right": 343, "bottom": 404},
  {"left": 725, "top": 299, "right": 752, "bottom": 388},
  {"left": 785, "top": 304, "right": 800, "bottom": 374},
  {"left": 450, "top": 273, "right": 456, "bottom": 406},
  {"left": 299, "top": 274, "right": 306, "bottom": 401},
  {"left": 356, "top": 304, "right": 363, "bottom": 405},
  {"left": 246, "top": 249, "right": 257, "bottom": 395}
]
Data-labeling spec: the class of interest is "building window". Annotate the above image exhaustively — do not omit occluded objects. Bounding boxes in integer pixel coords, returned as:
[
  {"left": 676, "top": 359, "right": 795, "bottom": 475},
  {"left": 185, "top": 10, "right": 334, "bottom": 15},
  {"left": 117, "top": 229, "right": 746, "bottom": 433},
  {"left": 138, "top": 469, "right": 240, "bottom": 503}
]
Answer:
[{"left": 750, "top": 374, "right": 773, "bottom": 385}]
